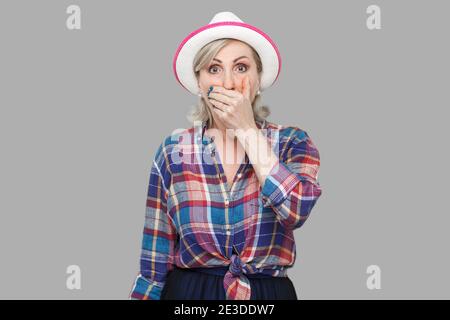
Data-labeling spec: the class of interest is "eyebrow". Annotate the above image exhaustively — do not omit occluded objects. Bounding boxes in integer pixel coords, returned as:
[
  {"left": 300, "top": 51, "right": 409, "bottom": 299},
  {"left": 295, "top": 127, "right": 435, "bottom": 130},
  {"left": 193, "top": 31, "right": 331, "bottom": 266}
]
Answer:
[{"left": 212, "top": 56, "right": 249, "bottom": 63}]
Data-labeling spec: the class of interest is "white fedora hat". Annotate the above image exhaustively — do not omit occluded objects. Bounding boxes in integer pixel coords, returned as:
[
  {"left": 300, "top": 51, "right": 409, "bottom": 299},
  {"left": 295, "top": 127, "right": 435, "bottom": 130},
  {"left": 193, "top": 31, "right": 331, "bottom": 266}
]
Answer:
[{"left": 172, "top": 11, "right": 282, "bottom": 95}]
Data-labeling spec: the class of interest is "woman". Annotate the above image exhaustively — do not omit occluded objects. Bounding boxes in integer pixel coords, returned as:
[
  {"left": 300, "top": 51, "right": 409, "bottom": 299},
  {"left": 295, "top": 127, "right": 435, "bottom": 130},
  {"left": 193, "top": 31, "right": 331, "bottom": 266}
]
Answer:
[{"left": 129, "top": 11, "right": 322, "bottom": 300}]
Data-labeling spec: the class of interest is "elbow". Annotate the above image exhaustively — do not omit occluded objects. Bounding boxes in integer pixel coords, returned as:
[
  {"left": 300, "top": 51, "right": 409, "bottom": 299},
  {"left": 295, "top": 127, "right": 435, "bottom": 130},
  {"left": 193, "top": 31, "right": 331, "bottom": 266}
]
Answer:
[
  {"left": 277, "top": 212, "right": 310, "bottom": 230},
  {"left": 278, "top": 189, "right": 322, "bottom": 231}
]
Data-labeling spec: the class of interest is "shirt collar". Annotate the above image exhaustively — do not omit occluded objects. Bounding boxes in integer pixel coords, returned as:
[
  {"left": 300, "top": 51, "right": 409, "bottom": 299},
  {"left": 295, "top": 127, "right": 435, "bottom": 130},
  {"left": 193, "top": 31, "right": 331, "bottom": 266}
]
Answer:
[{"left": 197, "top": 119, "right": 267, "bottom": 145}]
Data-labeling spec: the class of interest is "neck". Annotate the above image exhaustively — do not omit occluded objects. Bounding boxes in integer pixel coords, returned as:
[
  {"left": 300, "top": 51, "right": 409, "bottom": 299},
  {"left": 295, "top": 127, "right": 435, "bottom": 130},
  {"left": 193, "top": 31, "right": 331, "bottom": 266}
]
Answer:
[{"left": 209, "top": 118, "right": 229, "bottom": 141}]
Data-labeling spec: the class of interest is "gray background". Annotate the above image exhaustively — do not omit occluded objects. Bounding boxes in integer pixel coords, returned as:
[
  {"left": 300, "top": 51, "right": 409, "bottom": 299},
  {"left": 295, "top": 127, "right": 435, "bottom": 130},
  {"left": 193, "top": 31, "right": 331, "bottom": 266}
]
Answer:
[{"left": 0, "top": 0, "right": 449, "bottom": 299}]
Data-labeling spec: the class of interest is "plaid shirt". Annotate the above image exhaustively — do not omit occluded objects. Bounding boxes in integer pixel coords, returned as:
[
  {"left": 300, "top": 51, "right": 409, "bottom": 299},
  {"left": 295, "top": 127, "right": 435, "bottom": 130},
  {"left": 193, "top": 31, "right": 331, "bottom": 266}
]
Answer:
[{"left": 129, "top": 119, "right": 322, "bottom": 300}]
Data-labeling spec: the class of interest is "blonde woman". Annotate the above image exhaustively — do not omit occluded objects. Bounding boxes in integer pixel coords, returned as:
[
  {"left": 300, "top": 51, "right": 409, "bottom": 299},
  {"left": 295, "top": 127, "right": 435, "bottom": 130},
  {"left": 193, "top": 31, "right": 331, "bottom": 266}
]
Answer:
[{"left": 129, "top": 11, "right": 322, "bottom": 300}]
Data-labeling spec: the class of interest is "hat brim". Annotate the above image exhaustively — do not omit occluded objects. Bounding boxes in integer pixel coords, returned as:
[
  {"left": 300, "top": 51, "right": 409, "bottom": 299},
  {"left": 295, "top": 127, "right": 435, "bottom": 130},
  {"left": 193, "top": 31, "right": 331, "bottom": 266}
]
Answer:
[{"left": 173, "top": 21, "right": 281, "bottom": 95}]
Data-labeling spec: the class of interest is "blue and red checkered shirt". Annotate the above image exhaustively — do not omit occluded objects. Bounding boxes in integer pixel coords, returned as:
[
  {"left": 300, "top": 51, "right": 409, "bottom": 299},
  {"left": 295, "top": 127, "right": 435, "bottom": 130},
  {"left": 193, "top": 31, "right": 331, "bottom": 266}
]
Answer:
[{"left": 129, "top": 119, "right": 322, "bottom": 300}]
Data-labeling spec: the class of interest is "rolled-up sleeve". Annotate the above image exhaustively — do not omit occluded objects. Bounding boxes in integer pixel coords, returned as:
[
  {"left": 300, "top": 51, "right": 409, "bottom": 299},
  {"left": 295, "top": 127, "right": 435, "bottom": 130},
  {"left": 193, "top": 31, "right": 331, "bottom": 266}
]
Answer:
[
  {"left": 129, "top": 142, "right": 177, "bottom": 300},
  {"left": 261, "top": 129, "right": 322, "bottom": 230}
]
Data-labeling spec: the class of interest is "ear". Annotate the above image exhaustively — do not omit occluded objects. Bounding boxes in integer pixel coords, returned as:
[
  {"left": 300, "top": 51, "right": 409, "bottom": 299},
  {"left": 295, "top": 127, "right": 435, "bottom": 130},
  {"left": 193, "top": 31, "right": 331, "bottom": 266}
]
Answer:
[{"left": 256, "top": 80, "right": 261, "bottom": 92}]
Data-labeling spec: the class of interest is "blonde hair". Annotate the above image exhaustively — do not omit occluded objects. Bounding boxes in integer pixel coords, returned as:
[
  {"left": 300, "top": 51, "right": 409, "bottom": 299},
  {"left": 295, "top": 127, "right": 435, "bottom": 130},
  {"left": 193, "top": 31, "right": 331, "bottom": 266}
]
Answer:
[{"left": 187, "top": 38, "right": 271, "bottom": 128}]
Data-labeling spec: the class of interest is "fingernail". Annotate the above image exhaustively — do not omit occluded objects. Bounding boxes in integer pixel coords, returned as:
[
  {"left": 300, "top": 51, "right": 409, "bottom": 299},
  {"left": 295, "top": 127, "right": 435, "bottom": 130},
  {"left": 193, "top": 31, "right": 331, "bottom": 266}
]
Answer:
[{"left": 207, "top": 86, "right": 213, "bottom": 96}]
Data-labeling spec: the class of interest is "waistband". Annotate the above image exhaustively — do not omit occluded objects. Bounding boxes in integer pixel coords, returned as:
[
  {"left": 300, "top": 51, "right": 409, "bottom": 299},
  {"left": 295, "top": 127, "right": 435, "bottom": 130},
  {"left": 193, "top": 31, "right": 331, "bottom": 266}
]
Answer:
[{"left": 174, "top": 265, "right": 274, "bottom": 279}]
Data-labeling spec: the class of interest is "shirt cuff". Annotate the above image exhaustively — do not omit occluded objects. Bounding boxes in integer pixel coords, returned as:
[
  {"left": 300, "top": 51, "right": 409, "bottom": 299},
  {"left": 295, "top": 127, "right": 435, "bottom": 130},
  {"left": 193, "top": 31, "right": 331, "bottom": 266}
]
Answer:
[
  {"left": 129, "top": 274, "right": 164, "bottom": 300},
  {"left": 261, "top": 161, "right": 302, "bottom": 208}
]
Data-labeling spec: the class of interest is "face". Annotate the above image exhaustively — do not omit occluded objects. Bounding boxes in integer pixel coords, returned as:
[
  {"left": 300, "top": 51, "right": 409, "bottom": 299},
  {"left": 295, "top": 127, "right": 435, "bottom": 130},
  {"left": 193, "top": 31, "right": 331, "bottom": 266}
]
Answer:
[{"left": 197, "top": 40, "right": 261, "bottom": 118}]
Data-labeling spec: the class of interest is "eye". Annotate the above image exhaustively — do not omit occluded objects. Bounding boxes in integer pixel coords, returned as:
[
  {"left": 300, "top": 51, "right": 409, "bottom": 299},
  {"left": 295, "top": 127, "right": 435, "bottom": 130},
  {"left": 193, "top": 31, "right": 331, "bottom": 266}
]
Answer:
[
  {"left": 208, "top": 65, "right": 220, "bottom": 74},
  {"left": 236, "top": 63, "right": 248, "bottom": 72},
  {"left": 207, "top": 63, "right": 249, "bottom": 74}
]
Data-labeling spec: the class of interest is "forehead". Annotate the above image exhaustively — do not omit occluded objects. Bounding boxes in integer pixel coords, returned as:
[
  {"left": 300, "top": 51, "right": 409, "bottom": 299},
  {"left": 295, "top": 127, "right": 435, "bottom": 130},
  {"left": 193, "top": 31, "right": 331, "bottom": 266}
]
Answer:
[{"left": 214, "top": 40, "right": 254, "bottom": 59}]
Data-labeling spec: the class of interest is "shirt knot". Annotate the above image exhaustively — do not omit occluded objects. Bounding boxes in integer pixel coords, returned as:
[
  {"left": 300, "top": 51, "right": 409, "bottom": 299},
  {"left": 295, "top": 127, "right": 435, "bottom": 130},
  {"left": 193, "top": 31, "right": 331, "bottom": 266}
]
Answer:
[
  {"left": 223, "top": 254, "right": 251, "bottom": 299},
  {"left": 228, "top": 254, "right": 244, "bottom": 276}
]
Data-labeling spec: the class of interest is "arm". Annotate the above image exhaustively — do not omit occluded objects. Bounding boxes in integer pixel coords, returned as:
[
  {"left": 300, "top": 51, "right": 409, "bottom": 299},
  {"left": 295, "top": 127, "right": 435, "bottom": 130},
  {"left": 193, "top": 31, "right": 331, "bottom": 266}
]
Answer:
[
  {"left": 129, "top": 143, "right": 177, "bottom": 300},
  {"left": 238, "top": 127, "right": 322, "bottom": 230}
]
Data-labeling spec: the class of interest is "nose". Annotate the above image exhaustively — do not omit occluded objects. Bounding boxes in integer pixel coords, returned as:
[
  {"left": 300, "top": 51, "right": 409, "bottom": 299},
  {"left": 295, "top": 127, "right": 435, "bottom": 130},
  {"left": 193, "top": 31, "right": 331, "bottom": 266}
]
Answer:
[{"left": 222, "top": 70, "right": 236, "bottom": 91}]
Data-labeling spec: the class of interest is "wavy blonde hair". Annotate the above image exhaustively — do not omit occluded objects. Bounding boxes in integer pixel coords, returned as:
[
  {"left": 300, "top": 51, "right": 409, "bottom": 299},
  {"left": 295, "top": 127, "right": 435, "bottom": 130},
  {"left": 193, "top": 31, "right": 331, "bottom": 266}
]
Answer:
[{"left": 187, "top": 38, "right": 271, "bottom": 128}]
